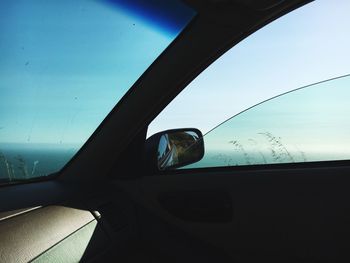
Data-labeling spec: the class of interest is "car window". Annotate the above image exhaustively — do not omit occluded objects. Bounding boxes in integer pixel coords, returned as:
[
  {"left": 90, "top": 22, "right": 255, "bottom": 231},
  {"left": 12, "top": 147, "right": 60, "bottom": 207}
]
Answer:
[
  {"left": 188, "top": 75, "right": 350, "bottom": 168},
  {"left": 0, "top": 0, "right": 195, "bottom": 183},
  {"left": 148, "top": 0, "right": 350, "bottom": 168}
]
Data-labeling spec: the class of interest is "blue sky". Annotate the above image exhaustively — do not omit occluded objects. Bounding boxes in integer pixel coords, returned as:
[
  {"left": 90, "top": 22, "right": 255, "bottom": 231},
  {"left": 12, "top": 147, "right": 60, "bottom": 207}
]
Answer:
[
  {"left": 0, "top": 0, "right": 192, "bottom": 146},
  {"left": 192, "top": 75, "right": 350, "bottom": 167},
  {"left": 148, "top": 0, "right": 350, "bottom": 137},
  {"left": 1, "top": 0, "right": 350, "bottom": 152},
  {"left": 1, "top": 0, "right": 350, "bottom": 176}
]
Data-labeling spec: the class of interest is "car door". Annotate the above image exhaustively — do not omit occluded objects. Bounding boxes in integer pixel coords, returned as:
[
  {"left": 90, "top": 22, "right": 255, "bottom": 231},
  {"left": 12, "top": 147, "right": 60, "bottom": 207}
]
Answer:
[
  {"left": 136, "top": 79, "right": 350, "bottom": 262},
  {"left": 124, "top": 1, "right": 350, "bottom": 262}
]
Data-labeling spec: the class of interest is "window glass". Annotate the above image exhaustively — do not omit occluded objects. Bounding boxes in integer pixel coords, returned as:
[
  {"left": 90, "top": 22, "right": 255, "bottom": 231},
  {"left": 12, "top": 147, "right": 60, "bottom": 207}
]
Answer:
[
  {"left": 148, "top": 0, "right": 350, "bottom": 168},
  {"left": 188, "top": 75, "right": 350, "bottom": 168},
  {"left": 0, "top": 0, "right": 194, "bottom": 183},
  {"left": 149, "top": 0, "right": 350, "bottom": 136}
]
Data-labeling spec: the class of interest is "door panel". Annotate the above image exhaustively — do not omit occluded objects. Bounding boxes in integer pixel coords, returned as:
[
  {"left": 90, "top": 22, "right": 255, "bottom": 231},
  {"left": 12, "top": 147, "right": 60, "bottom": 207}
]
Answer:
[
  {"left": 118, "top": 164, "right": 350, "bottom": 262},
  {"left": 158, "top": 190, "right": 232, "bottom": 223},
  {"left": 0, "top": 182, "right": 149, "bottom": 263}
]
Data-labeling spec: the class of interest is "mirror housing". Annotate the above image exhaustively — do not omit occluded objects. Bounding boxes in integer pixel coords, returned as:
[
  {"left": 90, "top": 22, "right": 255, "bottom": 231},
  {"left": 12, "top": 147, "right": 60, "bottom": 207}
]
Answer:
[{"left": 145, "top": 128, "right": 204, "bottom": 172}]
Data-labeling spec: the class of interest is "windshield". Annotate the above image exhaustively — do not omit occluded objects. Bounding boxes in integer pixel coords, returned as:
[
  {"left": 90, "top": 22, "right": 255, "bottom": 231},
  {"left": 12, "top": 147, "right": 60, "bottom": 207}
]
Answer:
[{"left": 0, "top": 0, "right": 195, "bottom": 183}]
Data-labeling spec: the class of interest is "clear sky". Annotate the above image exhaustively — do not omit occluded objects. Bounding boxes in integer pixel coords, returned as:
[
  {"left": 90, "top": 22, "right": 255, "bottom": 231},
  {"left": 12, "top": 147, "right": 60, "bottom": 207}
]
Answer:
[
  {"left": 148, "top": 0, "right": 350, "bottom": 137},
  {"left": 0, "top": 0, "right": 192, "bottom": 147},
  {"left": 1, "top": 0, "right": 350, "bottom": 149},
  {"left": 1, "top": 0, "right": 350, "bottom": 177},
  {"left": 190, "top": 75, "right": 350, "bottom": 167}
]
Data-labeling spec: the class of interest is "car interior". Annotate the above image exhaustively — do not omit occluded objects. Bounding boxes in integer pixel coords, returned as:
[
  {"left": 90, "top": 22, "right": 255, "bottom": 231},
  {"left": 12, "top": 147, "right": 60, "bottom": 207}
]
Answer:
[{"left": 2, "top": 0, "right": 350, "bottom": 262}]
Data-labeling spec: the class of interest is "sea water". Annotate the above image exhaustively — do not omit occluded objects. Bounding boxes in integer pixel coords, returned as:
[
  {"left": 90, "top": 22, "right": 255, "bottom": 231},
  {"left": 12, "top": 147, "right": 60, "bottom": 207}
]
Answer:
[{"left": 0, "top": 143, "right": 78, "bottom": 182}]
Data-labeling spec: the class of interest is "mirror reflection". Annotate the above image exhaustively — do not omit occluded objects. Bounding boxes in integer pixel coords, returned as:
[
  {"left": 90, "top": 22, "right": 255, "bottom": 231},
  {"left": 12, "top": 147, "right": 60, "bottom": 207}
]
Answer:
[{"left": 157, "top": 130, "right": 203, "bottom": 170}]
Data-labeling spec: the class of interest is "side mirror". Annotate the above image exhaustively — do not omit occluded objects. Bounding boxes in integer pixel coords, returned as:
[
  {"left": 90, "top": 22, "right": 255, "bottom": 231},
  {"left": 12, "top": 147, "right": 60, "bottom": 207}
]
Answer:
[{"left": 145, "top": 128, "right": 204, "bottom": 171}]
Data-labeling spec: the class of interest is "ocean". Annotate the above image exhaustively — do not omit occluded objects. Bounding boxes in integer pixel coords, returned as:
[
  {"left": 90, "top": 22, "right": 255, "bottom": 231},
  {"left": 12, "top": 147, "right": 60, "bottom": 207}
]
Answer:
[{"left": 0, "top": 144, "right": 78, "bottom": 182}]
